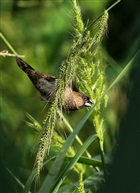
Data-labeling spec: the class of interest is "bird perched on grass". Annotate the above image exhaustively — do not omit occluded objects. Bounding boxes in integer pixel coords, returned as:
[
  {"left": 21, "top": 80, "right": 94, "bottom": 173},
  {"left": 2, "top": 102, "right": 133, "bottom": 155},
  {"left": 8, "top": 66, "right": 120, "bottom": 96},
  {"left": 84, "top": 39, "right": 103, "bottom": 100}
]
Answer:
[{"left": 16, "top": 57, "right": 93, "bottom": 111}]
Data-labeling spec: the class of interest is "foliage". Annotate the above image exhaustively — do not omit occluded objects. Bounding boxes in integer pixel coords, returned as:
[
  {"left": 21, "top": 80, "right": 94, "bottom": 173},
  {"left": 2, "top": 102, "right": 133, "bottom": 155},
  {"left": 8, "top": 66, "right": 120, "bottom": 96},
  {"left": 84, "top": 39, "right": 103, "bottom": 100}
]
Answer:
[{"left": 1, "top": 0, "right": 139, "bottom": 193}]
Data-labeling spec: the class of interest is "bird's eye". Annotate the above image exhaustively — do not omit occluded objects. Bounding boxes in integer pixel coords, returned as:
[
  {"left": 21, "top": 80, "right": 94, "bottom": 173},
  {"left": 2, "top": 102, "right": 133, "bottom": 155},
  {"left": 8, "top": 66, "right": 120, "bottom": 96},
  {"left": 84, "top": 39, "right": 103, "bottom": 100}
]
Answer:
[{"left": 82, "top": 96, "right": 87, "bottom": 101}]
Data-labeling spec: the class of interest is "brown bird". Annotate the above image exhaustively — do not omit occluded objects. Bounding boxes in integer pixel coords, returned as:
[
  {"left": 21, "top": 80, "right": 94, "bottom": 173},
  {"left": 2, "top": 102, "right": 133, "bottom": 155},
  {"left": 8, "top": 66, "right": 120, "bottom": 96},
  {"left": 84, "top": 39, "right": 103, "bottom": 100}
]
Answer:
[{"left": 16, "top": 57, "right": 93, "bottom": 110}]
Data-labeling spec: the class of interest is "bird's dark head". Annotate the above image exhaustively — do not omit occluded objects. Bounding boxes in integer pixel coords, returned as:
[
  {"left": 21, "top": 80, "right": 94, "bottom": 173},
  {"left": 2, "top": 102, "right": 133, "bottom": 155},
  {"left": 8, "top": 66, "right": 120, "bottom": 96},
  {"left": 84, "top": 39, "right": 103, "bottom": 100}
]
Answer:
[{"left": 82, "top": 95, "right": 93, "bottom": 107}]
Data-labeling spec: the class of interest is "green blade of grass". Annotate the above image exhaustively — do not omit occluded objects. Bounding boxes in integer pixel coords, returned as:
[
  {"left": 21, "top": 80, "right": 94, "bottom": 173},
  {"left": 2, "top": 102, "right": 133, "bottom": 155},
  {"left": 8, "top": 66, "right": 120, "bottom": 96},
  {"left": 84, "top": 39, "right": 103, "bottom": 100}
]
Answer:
[
  {"left": 58, "top": 110, "right": 91, "bottom": 158},
  {"left": 107, "top": 49, "right": 140, "bottom": 92},
  {"left": 39, "top": 106, "right": 95, "bottom": 193},
  {"left": 65, "top": 155, "right": 111, "bottom": 167},
  {"left": 0, "top": 32, "right": 24, "bottom": 57},
  {"left": 6, "top": 168, "right": 31, "bottom": 193},
  {"left": 23, "top": 169, "right": 37, "bottom": 193},
  {"left": 0, "top": 32, "right": 18, "bottom": 55},
  {"left": 52, "top": 134, "right": 97, "bottom": 193},
  {"left": 84, "top": 0, "right": 121, "bottom": 33}
]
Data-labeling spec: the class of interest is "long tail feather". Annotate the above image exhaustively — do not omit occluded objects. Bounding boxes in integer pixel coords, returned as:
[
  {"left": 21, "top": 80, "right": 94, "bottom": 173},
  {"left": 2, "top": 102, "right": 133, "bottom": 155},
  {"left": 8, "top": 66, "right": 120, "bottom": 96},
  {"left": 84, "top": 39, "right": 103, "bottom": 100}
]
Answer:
[{"left": 16, "top": 57, "right": 34, "bottom": 72}]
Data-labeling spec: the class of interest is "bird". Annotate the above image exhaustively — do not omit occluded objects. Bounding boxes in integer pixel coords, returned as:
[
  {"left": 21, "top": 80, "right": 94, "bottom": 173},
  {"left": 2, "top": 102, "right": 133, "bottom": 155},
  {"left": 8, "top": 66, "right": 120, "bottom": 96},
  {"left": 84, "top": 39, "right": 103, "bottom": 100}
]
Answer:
[{"left": 16, "top": 57, "right": 93, "bottom": 111}]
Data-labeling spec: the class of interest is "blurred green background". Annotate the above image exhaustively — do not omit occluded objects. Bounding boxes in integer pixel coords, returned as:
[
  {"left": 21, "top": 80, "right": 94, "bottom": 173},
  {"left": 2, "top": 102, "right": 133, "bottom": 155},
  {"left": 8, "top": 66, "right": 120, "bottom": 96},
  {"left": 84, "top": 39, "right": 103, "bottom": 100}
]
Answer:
[{"left": 0, "top": 0, "right": 139, "bottom": 192}]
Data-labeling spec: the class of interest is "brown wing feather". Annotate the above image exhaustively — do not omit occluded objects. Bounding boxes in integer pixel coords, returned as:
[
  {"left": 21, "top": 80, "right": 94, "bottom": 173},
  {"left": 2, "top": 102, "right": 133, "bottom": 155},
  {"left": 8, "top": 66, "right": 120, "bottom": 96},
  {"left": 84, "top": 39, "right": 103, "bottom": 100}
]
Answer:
[{"left": 16, "top": 57, "right": 57, "bottom": 100}]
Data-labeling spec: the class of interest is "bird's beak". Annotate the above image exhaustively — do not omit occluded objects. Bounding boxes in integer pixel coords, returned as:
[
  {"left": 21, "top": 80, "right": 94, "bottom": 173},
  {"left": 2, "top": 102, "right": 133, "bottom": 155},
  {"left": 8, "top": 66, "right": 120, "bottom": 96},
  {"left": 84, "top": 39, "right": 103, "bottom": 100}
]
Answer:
[{"left": 85, "top": 99, "right": 93, "bottom": 107}]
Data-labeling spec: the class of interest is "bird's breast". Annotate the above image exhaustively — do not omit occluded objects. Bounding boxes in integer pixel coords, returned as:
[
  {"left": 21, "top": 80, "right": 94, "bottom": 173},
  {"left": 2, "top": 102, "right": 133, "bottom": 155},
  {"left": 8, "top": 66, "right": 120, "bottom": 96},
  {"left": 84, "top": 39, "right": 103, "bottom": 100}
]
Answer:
[{"left": 64, "top": 88, "right": 85, "bottom": 110}]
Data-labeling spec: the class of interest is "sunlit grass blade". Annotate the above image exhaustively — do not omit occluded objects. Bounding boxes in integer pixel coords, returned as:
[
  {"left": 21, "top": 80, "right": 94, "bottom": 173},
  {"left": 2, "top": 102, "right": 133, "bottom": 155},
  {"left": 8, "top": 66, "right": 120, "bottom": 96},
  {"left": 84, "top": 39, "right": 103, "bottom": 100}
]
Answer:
[
  {"left": 65, "top": 155, "right": 111, "bottom": 167},
  {"left": 23, "top": 169, "right": 37, "bottom": 193},
  {"left": 84, "top": 0, "right": 121, "bottom": 32},
  {"left": 107, "top": 49, "right": 140, "bottom": 92},
  {"left": 52, "top": 134, "right": 97, "bottom": 193},
  {"left": 0, "top": 32, "right": 24, "bottom": 57},
  {"left": 38, "top": 106, "right": 95, "bottom": 193},
  {"left": 58, "top": 110, "right": 91, "bottom": 158}
]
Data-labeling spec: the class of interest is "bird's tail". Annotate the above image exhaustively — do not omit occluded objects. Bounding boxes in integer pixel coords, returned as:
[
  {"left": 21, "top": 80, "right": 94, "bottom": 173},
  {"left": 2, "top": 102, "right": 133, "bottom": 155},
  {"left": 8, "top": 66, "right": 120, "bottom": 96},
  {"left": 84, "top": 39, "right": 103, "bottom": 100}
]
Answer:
[{"left": 16, "top": 57, "right": 34, "bottom": 72}]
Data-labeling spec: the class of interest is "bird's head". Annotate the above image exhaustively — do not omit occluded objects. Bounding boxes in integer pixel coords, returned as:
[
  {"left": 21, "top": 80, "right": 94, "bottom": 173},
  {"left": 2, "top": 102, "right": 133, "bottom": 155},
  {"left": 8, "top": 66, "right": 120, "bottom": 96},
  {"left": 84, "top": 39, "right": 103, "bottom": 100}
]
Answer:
[
  {"left": 82, "top": 95, "right": 93, "bottom": 107},
  {"left": 64, "top": 87, "right": 93, "bottom": 111}
]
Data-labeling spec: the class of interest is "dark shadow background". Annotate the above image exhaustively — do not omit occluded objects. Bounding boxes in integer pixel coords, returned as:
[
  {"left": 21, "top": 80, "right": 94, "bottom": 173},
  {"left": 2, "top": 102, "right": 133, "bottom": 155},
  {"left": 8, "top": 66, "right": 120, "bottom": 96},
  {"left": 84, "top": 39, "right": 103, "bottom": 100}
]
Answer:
[{"left": 99, "top": 53, "right": 140, "bottom": 193}]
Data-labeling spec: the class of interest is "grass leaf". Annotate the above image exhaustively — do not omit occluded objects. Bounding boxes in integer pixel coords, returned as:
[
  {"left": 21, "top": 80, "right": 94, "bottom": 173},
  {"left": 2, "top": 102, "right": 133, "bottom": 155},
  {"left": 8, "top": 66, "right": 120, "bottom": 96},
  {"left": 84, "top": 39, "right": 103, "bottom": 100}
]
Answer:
[
  {"left": 38, "top": 106, "right": 95, "bottom": 193},
  {"left": 51, "top": 134, "right": 97, "bottom": 193},
  {"left": 6, "top": 168, "right": 31, "bottom": 193},
  {"left": 107, "top": 50, "right": 140, "bottom": 92}
]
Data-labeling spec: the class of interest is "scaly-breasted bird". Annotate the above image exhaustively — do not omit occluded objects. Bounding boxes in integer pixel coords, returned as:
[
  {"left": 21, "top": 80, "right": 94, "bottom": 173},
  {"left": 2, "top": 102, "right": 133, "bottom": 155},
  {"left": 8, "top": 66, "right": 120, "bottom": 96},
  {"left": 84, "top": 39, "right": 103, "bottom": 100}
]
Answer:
[{"left": 16, "top": 57, "right": 93, "bottom": 111}]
